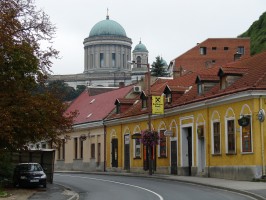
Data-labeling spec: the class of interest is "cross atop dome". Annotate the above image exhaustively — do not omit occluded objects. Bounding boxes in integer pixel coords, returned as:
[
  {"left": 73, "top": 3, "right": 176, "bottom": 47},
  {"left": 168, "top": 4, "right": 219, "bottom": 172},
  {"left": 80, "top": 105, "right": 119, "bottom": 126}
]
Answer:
[{"left": 106, "top": 8, "right": 109, "bottom": 20}]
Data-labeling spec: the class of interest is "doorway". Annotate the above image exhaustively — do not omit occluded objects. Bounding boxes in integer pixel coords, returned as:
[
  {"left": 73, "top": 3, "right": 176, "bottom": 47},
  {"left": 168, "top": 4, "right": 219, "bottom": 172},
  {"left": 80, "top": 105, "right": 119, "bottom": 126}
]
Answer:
[
  {"left": 97, "top": 143, "right": 101, "bottom": 167},
  {"left": 170, "top": 140, "right": 177, "bottom": 174},
  {"left": 111, "top": 138, "right": 118, "bottom": 168},
  {"left": 197, "top": 135, "right": 205, "bottom": 173},
  {"left": 124, "top": 134, "right": 130, "bottom": 170},
  {"left": 181, "top": 127, "right": 192, "bottom": 176}
]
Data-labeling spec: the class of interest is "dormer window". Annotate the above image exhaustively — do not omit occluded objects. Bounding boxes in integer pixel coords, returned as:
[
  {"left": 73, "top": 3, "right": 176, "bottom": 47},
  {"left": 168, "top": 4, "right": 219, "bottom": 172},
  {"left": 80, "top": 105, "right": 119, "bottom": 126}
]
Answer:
[
  {"left": 165, "top": 93, "right": 172, "bottom": 103},
  {"left": 218, "top": 67, "right": 245, "bottom": 90},
  {"left": 220, "top": 76, "right": 227, "bottom": 90},
  {"left": 198, "top": 82, "right": 203, "bottom": 95},
  {"left": 142, "top": 98, "right": 147, "bottom": 108},
  {"left": 140, "top": 92, "right": 148, "bottom": 109},
  {"left": 163, "top": 85, "right": 172, "bottom": 104},
  {"left": 116, "top": 103, "right": 120, "bottom": 114},
  {"left": 196, "top": 75, "right": 219, "bottom": 95}
]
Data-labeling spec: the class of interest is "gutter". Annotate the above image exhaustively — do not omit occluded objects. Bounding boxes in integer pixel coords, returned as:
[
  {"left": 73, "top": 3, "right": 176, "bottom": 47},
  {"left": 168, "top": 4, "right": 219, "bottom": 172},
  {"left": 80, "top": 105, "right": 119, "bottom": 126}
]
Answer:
[
  {"left": 260, "top": 96, "right": 266, "bottom": 177},
  {"left": 104, "top": 125, "right": 106, "bottom": 172}
]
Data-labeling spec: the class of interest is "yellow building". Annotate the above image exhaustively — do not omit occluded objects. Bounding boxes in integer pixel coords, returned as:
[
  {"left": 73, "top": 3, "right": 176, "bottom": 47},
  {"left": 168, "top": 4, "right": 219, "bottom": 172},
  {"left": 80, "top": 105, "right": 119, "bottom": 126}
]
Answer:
[{"left": 104, "top": 52, "right": 266, "bottom": 180}]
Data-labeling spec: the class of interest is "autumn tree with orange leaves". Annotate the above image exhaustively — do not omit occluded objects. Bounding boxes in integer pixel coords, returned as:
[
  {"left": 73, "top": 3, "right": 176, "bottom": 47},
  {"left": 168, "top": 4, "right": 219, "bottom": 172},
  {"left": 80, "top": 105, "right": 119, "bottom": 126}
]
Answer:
[{"left": 0, "top": 0, "right": 76, "bottom": 150}]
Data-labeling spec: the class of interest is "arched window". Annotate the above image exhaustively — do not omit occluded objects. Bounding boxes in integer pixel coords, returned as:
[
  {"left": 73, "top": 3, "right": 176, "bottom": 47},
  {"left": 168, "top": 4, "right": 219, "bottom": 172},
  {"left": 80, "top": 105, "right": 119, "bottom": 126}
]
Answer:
[{"left": 137, "top": 56, "right": 141, "bottom": 68}]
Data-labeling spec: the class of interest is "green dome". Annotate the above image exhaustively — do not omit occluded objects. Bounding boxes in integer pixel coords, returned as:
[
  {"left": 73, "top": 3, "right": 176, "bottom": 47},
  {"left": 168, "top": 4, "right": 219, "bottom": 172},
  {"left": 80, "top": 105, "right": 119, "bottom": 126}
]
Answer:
[
  {"left": 162, "top": 58, "right": 168, "bottom": 66},
  {"left": 89, "top": 16, "right": 127, "bottom": 37},
  {"left": 133, "top": 41, "right": 148, "bottom": 53}
]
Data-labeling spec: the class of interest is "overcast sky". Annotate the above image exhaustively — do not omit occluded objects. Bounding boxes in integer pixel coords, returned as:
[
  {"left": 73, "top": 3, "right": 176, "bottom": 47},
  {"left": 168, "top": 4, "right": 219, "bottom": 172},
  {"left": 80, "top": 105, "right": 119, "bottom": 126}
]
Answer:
[{"left": 35, "top": 0, "right": 265, "bottom": 75}]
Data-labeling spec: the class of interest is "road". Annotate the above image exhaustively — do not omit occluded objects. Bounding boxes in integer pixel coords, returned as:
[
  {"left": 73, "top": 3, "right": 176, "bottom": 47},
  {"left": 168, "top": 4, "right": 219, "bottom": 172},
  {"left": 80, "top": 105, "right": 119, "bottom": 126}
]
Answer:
[{"left": 54, "top": 173, "right": 256, "bottom": 200}]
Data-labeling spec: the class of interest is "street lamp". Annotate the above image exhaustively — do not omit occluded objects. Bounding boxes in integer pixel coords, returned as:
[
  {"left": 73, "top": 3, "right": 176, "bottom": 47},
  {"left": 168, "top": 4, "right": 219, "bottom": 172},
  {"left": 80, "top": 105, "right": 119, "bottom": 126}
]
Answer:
[{"left": 128, "top": 60, "right": 153, "bottom": 175}]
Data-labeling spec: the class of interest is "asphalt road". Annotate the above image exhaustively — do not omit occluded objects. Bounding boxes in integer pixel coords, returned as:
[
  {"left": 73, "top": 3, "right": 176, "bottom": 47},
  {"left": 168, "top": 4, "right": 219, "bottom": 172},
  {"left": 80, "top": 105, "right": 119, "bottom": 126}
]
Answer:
[{"left": 54, "top": 173, "right": 256, "bottom": 200}]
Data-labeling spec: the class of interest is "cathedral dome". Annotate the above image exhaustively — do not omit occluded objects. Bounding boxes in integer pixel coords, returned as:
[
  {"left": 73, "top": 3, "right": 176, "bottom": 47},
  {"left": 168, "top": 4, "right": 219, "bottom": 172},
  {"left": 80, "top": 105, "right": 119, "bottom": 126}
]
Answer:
[
  {"left": 89, "top": 16, "right": 127, "bottom": 37},
  {"left": 133, "top": 41, "right": 148, "bottom": 53},
  {"left": 161, "top": 58, "right": 168, "bottom": 66}
]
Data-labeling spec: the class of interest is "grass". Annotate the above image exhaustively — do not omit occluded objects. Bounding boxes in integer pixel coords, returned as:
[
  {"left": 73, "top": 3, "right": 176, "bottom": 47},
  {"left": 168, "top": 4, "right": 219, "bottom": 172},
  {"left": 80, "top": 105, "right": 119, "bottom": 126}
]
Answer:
[{"left": 0, "top": 188, "right": 8, "bottom": 198}]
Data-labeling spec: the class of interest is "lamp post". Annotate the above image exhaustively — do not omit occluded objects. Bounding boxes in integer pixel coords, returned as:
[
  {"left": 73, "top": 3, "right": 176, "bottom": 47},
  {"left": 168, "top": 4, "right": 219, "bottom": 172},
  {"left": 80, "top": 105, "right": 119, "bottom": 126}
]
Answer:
[{"left": 128, "top": 61, "right": 153, "bottom": 175}]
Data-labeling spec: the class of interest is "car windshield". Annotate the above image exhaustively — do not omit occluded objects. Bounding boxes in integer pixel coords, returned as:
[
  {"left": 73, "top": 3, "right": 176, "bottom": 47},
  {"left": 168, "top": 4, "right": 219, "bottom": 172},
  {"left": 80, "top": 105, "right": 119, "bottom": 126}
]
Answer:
[{"left": 17, "top": 164, "right": 43, "bottom": 172}]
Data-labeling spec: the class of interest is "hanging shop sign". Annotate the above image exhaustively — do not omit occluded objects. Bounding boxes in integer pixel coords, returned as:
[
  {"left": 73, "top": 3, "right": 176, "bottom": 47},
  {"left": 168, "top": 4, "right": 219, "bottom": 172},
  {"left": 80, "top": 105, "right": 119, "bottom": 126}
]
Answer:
[
  {"left": 238, "top": 116, "right": 250, "bottom": 127},
  {"left": 164, "top": 130, "right": 173, "bottom": 137},
  {"left": 152, "top": 96, "right": 164, "bottom": 115}
]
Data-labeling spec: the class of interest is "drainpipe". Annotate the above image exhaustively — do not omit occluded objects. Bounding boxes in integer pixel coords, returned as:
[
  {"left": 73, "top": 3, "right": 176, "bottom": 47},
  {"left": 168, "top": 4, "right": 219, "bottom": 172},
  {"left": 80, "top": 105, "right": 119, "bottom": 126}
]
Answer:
[
  {"left": 260, "top": 97, "right": 265, "bottom": 177},
  {"left": 207, "top": 105, "right": 210, "bottom": 177},
  {"left": 104, "top": 125, "right": 106, "bottom": 172}
]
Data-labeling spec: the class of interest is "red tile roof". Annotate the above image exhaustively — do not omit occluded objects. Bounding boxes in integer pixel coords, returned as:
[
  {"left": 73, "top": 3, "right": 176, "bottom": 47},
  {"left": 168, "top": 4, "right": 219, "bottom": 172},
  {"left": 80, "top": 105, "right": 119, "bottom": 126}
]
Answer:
[
  {"left": 65, "top": 85, "right": 133, "bottom": 125},
  {"left": 106, "top": 51, "right": 266, "bottom": 121}
]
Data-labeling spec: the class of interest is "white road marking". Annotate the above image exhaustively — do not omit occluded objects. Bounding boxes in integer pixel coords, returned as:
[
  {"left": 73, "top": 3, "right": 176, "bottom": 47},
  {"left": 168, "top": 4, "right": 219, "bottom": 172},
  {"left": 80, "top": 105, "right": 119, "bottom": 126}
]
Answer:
[{"left": 57, "top": 174, "right": 164, "bottom": 200}]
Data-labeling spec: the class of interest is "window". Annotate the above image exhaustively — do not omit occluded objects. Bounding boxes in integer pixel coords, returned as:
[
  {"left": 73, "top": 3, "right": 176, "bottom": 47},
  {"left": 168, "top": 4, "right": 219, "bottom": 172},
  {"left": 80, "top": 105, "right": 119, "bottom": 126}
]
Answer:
[
  {"left": 100, "top": 53, "right": 104, "bottom": 67},
  {"left": 80, "top": 139, "right": 83, "bottom": 159},
  {"left": 112, "top": 53, "right": 116, "bottom": 67},
  {"left": 90, "top": 54, "right": 93, "bottom": 68},
  {"left": 116, "top": 104, "right": 120, "bottom": 114},
  {"left": 165, "top": 93, "right": 172, "bottom": 103},
  {"left": 237, "top": 46, "right": 245, "bottom": 55},
  {"left": 123, "top": 54, "right": 125, "bottom": 68},
  {"left": 142, "top": 98, "right": 147, "bottom": 108},
  {"left": 200, "top": 47, "right": 207, "bottom": 55},
  {"left": 220, "top": 76, "right": 227, "bottom": 90},
  {"left": 41, "top": 143, "right": 46, "bottom": 149},
  {"left": 197, "top": 82, "right": 203, "bottom": 95},
  {"left": 212, "top": 47, "right": 217, "bottom": 50},
  {"left": 91, "top": 143, "right": 95, "bottom": 159},
  {"left": 241, "top": 116, "right": 252, "bottom": 152},
  {"left": 134, "top": 138, "right": 141, "bottom": 158},
  {"left": 226, "top": 119, "right": 236, "bottom": 153},
  {"left": 127, "top": 55, "right": 129, "bottom": 68},
  {"left": 212, "top": 122, "right": 221, "bottom": 154},
  {"left": 159, "top": 130, "right": 167, "bottom": 157},
  {"left": 137, "top": 56, "right": 141, "bottom": 68},
  {"left": 224, "top": 47, "right": 229, "bottom": 50},
  {"left": 58, "top": 139, "right": 65, "bottom": 160},
  {"left": 74, "top": 138, "right": 78, "bottom": 159}
]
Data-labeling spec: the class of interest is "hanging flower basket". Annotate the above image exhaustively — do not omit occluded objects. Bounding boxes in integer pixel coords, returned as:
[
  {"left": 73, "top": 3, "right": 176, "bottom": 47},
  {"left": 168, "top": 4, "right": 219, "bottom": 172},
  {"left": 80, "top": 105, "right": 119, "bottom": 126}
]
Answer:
[{"left": 141, "top": 129, "right": 159, "bottom": 147}]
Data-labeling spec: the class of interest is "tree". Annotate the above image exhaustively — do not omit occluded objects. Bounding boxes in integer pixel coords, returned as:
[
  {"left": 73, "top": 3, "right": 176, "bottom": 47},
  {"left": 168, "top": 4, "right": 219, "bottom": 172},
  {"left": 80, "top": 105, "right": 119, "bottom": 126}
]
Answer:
[
  {"left": 44, "top": 80, "right": 86, "bottom": 101},
  {"left": 238, "top": 12, "right": 266, "bottom": 55},
  {"left": 150, "top": 56, "right": 169, "bottom": 77},
  {"left": 0, "top": 0, "right": 76, "bottom": 150}
]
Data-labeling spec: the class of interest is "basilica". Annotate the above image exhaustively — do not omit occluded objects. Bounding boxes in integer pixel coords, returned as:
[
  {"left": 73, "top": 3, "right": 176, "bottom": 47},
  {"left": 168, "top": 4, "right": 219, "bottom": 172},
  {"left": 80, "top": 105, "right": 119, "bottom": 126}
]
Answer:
[{"left": 48, "top": 14, "right": 153, "bottom": 88}]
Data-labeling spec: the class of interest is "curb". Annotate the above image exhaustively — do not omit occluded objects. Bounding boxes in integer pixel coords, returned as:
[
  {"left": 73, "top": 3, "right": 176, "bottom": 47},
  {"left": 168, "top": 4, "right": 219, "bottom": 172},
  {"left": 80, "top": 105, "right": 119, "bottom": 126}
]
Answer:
[{"left": 55, "top": 183, "right": 80, "bottom": 200}]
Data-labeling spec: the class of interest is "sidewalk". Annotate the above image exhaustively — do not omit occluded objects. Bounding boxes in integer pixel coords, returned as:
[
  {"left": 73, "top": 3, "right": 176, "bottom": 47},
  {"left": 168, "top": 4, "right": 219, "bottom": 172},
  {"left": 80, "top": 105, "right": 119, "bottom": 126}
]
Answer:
[{"left": 59, "top": 171, "right": 266, "bottom": 200}]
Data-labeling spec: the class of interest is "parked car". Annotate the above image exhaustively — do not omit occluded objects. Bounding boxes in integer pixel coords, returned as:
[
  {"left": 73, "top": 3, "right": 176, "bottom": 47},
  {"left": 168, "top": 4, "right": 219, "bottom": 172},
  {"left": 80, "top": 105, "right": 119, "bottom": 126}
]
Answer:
[{"left": 13, "top": 163, "right": 47, "bottom": 188}]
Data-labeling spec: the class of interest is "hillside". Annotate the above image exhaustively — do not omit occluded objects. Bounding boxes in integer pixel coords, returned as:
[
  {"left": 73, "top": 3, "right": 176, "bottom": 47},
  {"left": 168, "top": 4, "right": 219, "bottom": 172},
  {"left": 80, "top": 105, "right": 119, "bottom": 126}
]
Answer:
[{"left": 238, "top": 12, "right": 266, "bottom": 55}]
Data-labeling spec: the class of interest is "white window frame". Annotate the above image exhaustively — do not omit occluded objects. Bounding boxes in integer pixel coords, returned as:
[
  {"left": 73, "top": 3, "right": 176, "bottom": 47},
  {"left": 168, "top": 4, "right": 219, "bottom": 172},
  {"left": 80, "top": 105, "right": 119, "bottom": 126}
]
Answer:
[
  {"left": 133, "top": 136, "right": 141, "bottom": 158},
  {"left": 225, "top": 117, "right": 236, "bottom": 154},
  {"left": 158, "top": 129, "right": 167, "bottom": 158},
  {"left": 211, "top": 120, "right": 221, "bottom": 155}
]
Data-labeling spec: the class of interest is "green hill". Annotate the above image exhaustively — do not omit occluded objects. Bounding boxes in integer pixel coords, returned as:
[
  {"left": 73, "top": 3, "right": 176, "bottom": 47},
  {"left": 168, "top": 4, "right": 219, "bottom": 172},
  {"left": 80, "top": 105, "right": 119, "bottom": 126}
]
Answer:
[{"left": 238, "top": 12, "right": 266, "bottom": 55}]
